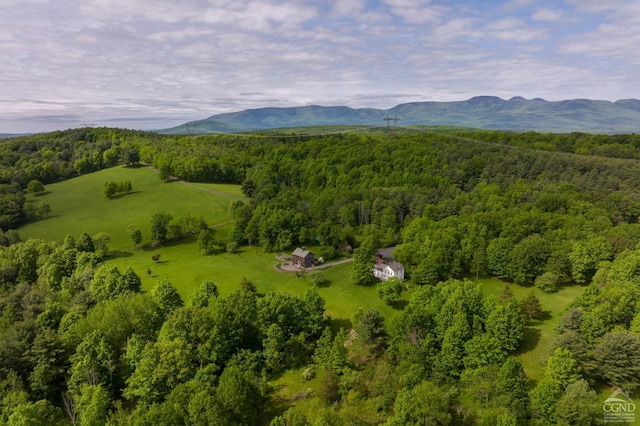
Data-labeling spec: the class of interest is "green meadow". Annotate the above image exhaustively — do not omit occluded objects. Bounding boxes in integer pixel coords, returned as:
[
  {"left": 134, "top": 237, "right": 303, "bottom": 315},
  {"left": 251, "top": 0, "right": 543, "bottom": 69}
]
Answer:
[{"left": 20, "top": 165, "right": 243, "bottom": 251}]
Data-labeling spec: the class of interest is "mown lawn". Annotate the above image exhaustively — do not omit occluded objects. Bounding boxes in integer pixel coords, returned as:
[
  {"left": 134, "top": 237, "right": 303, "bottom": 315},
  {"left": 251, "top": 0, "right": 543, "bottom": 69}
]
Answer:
[{"left": 107, "top": 243, "right": 403, "bottom": 322}]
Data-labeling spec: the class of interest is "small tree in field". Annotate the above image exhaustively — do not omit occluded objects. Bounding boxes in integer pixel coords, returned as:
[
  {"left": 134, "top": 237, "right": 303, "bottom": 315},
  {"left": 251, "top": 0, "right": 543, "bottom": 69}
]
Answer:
[
  {"left": 151, "top": 212, "right": 172, "bottom": 242},
  {"left": 308, "top": 270, "right": 326, "bottom": 287},
  {"left": 93, "top": 232, "right": 111, "bottom": 256},
  {"left": 520, "top": 291, "right": 542, "bottom": 321},
  {"left": 27, "top": 180, "right": 45, "bottom": 195},
  {"left": 128, "top": 225, "right": 142, "bottom": 250},
  {"left": 37, "top": 202, "right": 51, "bottom": 218},
  {"left": 197, "top": 228, "right": 217, "bottom": 254}
]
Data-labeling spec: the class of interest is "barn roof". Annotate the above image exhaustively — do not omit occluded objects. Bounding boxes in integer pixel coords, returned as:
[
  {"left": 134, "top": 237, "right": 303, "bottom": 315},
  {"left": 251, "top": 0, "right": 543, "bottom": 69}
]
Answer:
[{"left": 292, "top": 247, "right": 312, "bottom": 258}]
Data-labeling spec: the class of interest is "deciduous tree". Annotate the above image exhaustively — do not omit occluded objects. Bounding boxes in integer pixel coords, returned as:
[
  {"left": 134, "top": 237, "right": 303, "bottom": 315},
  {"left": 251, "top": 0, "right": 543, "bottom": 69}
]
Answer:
[
  {"left": 152, "top": 279, "right": 184, "bottom": 318},
  {"left": 27, "top": 180, "right": 45, "bottom": 196},
  {"left": 189, "top": 280, "right": 218, "bottom": 308},
  {"left": 151, "top": 212, "right": 172, "bottom": 242},
  {"left": 377, "top": 276, "right": 403, "bottom": 304},
  {"left": 128, "top": 225, "right": 142, "bottom": 249}
]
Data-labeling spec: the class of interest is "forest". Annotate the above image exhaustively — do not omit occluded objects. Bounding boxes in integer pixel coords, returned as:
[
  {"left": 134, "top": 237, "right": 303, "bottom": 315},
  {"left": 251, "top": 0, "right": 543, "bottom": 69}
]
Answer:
[{"left": 1, "top": 126, "right": 640, "bottom": 424}]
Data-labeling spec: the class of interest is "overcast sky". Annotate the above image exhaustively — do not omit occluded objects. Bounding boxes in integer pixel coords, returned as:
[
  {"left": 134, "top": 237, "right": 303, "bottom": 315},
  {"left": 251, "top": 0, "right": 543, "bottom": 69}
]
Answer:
[{"left": 1, "top": 0, "right": 639, "bottom": 133}]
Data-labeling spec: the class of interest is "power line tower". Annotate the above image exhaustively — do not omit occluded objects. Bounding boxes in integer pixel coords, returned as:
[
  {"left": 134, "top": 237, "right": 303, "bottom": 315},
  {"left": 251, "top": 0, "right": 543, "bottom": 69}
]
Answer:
[
  {"left": 185, "top": 121, "right": 194, "bottom": 135},
  {"left": 383, "top": 115, "right": 400, "bottom": 134}
]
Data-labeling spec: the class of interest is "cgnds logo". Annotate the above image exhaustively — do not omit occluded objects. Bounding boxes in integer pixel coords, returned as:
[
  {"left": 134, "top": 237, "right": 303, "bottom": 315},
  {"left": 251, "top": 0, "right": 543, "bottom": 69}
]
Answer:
[{"left": 603, "top": 388, "right": 636, "bottom": 423}]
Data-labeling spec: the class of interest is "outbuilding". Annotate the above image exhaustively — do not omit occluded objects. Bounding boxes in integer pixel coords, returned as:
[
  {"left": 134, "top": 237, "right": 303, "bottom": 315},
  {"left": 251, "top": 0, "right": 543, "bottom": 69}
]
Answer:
[{"left": 292, "top": 247, "right": 315, "bottom": 268}]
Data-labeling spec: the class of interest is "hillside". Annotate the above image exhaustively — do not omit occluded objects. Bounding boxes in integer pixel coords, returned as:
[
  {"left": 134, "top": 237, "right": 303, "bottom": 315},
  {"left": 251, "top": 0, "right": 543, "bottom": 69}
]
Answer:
[{"left": 159, "top": 96, "right": 640, "bottom": 134}]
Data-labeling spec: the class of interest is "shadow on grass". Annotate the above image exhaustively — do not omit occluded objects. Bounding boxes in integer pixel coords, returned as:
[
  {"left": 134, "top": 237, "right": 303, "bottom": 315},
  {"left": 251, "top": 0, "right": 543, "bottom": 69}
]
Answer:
[
  {"left": 328, "top": 317, "right": 353, "bottom": 333},
  {"left": 528, "top": 310, "right": 553, "bottom": 326},
  {"left": 142, "top": 235, "right": 198, "bottom": 251},
  {"left": 109, "top": 251, "right": 133, "bottom": 259},
  {"left": 314, "top": 279, "right": 332, "bottom": 288},
  {"left": 515, "top": 327, "right": 542, "bottom": 355},
  {"left": 22, "top": 214, "right": 61, "bottom": 225},
  {"left": 107, "top": 190, "right": 141, "bottom": 200},
  {"left": 258, "top": 384, "right": 291, "bottom": 426},
  {"left": 389, "top": 299, "right": 408, "bottom": 310}
]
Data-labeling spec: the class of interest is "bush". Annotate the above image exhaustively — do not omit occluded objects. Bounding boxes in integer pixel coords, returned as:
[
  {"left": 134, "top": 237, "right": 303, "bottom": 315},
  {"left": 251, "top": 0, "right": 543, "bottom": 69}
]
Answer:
[
  {"left": 301, "top": 367, "right": 315, "bottom": 381},
  {"left": 535, "top": 271, "right": 559, "bottom": 293}
]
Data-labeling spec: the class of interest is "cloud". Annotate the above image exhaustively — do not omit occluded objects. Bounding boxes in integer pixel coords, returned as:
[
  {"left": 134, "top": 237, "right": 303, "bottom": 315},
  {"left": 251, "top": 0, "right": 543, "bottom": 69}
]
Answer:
[
  {"left": 558, "top": 1, "right": 640, "bottom": 65},
  {"left": 532, "top": 8, "right": 566, "bottom": 22},
  {"left": 382, "top": 0, "right": 445, "bottom": 24},
  {"left": 485, "top": 17, "right": 549, "bottom": 42}
]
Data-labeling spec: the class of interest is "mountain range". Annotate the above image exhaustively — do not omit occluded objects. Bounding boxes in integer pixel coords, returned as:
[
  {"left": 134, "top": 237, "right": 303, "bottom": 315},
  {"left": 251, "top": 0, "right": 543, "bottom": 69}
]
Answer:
[{"left": 159, "top": 96, "right": 640, "bottom": 134}]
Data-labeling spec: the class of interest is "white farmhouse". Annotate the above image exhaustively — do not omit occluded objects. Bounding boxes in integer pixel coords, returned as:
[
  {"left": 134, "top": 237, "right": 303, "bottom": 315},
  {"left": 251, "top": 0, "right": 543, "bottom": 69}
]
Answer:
[{"left": 373, "top": 261, "right": 405, "bottom": 281}]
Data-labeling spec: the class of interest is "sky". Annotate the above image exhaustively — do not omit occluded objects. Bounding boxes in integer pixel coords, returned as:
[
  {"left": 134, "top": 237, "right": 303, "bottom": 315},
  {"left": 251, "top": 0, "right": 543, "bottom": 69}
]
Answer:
[{"left": 1, "top": 0, "right": 640, "bottom": 133}]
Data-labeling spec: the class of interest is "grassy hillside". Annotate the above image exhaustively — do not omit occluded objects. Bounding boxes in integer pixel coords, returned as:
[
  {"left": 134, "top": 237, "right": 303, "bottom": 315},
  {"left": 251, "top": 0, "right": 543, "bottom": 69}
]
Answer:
[
  {"left": 19, "top": 165, "right": 243, "bottom": 252},
  {"left": 17, "top": 164, "right": 585, "bottom": 338}
]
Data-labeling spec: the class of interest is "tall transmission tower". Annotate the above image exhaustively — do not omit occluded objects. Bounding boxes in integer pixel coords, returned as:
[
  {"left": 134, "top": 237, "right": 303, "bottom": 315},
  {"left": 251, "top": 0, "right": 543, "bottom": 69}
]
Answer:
[{"left": 383, "top": 115, "right": 400, "bottom": 133}]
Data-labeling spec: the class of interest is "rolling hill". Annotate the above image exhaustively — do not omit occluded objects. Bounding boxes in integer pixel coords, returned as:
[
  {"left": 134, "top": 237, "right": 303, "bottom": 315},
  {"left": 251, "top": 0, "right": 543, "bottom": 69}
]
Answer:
[{"left": 159, "top": 96, "right": 640, "bottom": 134}]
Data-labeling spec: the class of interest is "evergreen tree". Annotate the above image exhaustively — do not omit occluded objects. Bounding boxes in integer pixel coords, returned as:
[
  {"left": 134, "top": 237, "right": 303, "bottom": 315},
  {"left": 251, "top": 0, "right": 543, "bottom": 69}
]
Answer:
[
  {"left": 555, "top": 379, "right": 599, "bottom": 426},
  {"left": 594, "top": 331, "right": 640, "bottom": 391}
]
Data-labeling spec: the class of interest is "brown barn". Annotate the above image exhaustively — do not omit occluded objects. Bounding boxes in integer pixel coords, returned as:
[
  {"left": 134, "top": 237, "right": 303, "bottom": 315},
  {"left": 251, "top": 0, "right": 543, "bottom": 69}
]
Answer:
[{"left": 292, "top": 247, "right": 315, "bottom": 268}]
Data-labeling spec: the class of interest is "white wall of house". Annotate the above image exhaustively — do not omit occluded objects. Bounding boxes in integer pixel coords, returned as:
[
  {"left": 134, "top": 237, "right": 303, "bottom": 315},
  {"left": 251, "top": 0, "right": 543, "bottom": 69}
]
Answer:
[{"left": 374, "top": 263, "right": 404, "bottom": 281}]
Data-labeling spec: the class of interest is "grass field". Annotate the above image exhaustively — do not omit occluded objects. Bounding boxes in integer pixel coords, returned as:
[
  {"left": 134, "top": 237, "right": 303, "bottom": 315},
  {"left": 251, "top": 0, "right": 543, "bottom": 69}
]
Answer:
[
  {"left": 20, "top": 165, "right": 244, "bottom": 252},
  {"left": 107, "top": 243, "right": 403, "bottom": 322}
]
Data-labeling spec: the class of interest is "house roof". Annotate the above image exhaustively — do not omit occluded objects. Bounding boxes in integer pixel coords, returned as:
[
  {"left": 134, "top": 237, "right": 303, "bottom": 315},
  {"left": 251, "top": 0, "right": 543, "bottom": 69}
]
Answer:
[
  {"left": 292, "top": 247, "right": 312, "bottom": 258},
  {"left": 388, "top": 262, "right": 404, "bottom": 273},
  {"left": 374, "top": 261, "right": 404, "bottom": 273}
]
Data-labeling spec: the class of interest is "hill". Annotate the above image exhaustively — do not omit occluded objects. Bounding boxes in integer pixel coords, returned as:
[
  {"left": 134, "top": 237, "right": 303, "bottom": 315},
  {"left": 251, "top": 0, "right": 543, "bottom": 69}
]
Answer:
[
  {"left": 19, "top": 166, "right": 244, "bottom": 252},
  {"left": 159, "top": 96, "right": 640, "bottom": 134}
]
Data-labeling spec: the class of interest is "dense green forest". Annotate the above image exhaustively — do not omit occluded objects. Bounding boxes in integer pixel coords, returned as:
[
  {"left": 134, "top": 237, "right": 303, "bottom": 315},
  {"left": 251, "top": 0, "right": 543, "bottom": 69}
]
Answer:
[{"left": 1, "top": 126, "right": 640, "bottom": 424}]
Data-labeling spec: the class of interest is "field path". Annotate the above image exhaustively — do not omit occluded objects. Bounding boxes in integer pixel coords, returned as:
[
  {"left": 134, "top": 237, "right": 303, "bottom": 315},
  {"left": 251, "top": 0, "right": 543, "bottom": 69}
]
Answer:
[
  {"left": 309, "top": 258, "right": 354, "bottom": 270},
  {"left": 277, "top": 257, "right": 353, "bottom": 273}
]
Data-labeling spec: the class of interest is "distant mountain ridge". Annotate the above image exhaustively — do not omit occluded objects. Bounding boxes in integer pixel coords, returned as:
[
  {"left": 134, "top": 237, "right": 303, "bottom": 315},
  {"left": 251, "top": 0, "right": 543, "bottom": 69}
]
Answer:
[{"left": 159, "top": 96, "right": 640, "bottom": 134}]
